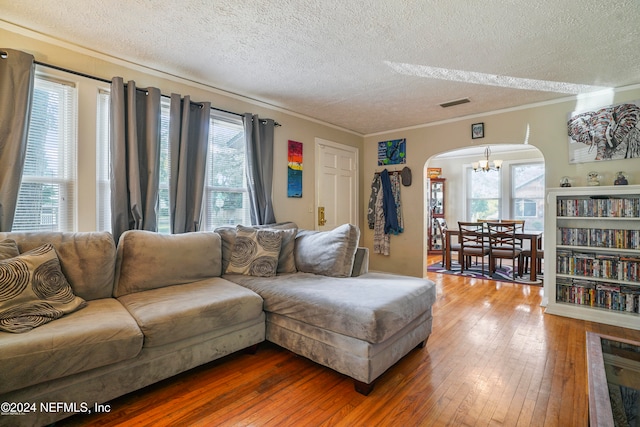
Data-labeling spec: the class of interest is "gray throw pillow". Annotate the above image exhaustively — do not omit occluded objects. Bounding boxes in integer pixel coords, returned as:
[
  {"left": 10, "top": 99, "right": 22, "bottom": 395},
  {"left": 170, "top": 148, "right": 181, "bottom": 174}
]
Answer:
[
  {"left": 294, "top": 223, "right": 360, "bottom": 277},
  {"left": 0, "top": 239, "right": 20, "bottom": 260},
  {"left": 0, "top": 243, "right": 86, "bottom": 333},
  {"left": 226, "top": 225, "right": 282, "bottom": 277},
  {"left": 272, "top": 228, "right": 297, "bottom": 273}
]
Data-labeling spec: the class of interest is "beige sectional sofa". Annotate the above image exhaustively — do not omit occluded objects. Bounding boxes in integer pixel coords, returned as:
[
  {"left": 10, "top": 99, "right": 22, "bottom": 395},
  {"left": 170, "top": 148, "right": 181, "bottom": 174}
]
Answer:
[{"left": 0, "top": 223, "right": 435, "bottom": 426}]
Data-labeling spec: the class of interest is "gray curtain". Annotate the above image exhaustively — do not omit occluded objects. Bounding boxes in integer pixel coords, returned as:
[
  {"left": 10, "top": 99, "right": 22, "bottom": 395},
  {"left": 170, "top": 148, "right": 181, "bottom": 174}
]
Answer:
[
  {"left": 244, "top": 113, "right": 276, "bottom": 225},
  {"left": 169, "top": 94, "right": 211, "bottom": 233},
  {"left": 0, "top": 49, "right": 35, "bottom": 231},
  {"left": 110, "top": 77, "right": 161, "bottom": 243}
]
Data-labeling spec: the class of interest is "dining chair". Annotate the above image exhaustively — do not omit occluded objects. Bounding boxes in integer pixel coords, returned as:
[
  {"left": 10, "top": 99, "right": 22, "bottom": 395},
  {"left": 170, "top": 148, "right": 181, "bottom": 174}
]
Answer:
[
  {"left": 501, "top": 219, "right": 525, "bottom": 246},
  {"left": 486, "top": 221, "right": 522, "bottom": 281},
  {"left": 457, "top": 222, "right": 489, "bottom": 275},
  {"left": 499, "top": 219, "right": 525, "bottom": 268},
  {"left": 436, "top": 218, "right": 461, "bottom": 267}
]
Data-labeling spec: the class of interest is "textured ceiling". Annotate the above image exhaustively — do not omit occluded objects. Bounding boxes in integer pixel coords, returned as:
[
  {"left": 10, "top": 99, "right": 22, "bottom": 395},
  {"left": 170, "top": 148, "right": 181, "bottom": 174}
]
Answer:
[{"left": 1, "top": 0, "right": 639, "bottom": 135}]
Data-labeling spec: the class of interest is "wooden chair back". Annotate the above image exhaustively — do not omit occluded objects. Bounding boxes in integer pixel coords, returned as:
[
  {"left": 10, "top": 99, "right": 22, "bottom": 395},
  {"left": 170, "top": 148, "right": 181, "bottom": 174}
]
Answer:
[
  {"left": 486, "top": 221, "right": 522, "bottom": 280},
  {"left": 457, "top": 222, "right": 485, "bottom": 248},
  {"left": 457, "top": 222, "right": 490, "bottom": 274},
  {"left": 486, "top": 222, "right": 519, "bottom": 251}
]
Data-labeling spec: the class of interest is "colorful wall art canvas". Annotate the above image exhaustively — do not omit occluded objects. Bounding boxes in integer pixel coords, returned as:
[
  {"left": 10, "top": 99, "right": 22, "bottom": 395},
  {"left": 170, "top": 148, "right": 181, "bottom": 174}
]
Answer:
[
  {"left": 287, "top": 140, "right": 303, "bottom": 198},
  {"left": 567, "top": 100, "right": 640, "bottom": 163},
  {"left": 377, "top": 138, "right": 406, "bottom": 166}
]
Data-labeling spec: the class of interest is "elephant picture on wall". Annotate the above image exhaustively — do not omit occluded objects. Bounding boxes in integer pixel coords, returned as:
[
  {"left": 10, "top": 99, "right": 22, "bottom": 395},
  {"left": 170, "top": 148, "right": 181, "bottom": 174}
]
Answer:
[{"left": 567, "top": 101, "right": 640, "bottom": 163}]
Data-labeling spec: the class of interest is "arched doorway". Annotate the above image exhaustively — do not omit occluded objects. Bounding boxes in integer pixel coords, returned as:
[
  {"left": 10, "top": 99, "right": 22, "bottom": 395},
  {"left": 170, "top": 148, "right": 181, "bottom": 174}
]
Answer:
[{"left": 423, "top": 144, "right": 545, "bottom": 275}]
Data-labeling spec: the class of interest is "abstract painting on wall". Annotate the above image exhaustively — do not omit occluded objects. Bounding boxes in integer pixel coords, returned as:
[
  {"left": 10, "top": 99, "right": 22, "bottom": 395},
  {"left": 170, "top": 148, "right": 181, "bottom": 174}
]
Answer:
[
  {"left": 377, "top": 138, "right": 406, "bottom": 166},
  {"left": 287, "top": 140, "right": 303, "bottom": 198},
  {"left": 567, "top": 100, "right": 640, "bottom": 163}
]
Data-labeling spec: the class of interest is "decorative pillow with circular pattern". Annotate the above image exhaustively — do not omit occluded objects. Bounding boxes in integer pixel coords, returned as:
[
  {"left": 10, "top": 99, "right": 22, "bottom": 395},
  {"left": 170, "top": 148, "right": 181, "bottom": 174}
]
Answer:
[
  {"left": 0, "top": 243, "right": 86, "bottom": 333},
  {"left": 226, "top": 225, "right": 282, "bottom": 277}
]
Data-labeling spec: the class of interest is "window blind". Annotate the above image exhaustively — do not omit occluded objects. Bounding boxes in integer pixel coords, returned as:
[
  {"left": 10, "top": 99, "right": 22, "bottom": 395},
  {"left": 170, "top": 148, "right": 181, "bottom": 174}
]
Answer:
[{"left": 13, "top": 76, "right": 77, "bottom": 231}]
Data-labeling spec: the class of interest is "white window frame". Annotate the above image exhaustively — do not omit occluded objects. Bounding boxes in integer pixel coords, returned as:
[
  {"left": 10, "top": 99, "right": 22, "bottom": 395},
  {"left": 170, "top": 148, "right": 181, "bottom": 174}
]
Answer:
[
  {"left": 464, "top": 165, "right": 502, "bottom": 221},
  {"left": 510, "top": 161, "right": 545, "bottom": 231},
  {"left": 11, "top": 65, "right": 108, "bottom": 232},
  {"left": 463, "top": 159, "right": 544, "bottom": 231},
  {"left": 201, "top": 111, "right": 250, "bottom": 230}
]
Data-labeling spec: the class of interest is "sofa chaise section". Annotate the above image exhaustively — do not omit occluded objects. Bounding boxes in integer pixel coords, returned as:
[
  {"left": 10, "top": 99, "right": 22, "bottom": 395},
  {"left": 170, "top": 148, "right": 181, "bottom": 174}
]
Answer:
[
  {"left": 219, "top": 223, "right": 437, "bottom": 395},
  {"left": 225, "top": 271, "right": 435, "bottom": 394}
]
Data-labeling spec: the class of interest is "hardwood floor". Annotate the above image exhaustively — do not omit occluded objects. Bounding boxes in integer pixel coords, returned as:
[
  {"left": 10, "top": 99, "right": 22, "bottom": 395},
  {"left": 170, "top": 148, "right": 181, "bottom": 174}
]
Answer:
[{"left": 60, "top": 255, "right": 640, "bottom": 426}]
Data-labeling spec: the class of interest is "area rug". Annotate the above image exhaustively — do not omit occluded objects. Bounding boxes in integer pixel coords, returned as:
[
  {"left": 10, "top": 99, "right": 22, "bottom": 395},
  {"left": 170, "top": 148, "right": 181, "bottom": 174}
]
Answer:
[{"left": 427, "top": 261, "right": 543, "bottom": 285}]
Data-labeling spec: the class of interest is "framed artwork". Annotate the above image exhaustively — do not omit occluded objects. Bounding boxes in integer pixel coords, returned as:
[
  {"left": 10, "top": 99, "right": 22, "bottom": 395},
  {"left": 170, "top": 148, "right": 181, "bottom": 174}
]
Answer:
[
  {"left": 287, "top": 140, "right": 302, "bottom": 198},
  {"left": 377, "top": 138, "right": 406, "bottom": 166},
  {"left": 567, "top": 100, "right": 640, "bottom": 163},
  {"left": 471, "top": 123, "right": 484, "bottom": 139}
]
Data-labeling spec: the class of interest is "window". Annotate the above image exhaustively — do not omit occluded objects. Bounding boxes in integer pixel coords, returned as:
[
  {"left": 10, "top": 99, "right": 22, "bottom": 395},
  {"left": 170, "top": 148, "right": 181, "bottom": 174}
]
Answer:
[
  {"left": 96, "top": 89, "right": 111, "bottom": 232},
  {"left": 13, "top": 75, "right": 77, "bottom": 231},
  {"left": 99, "top": 96, "right": 249, "bottom": 233},
  {"left": 155, "top": 105, "right": 250, "bottom": 232},
  {"left": 202, "top": 113, "right": 251, "bottom": 229},
  {"left": 157, "top": 98, "right": 171, "bottom": 233},
  {"left": 511, "top": 163, "right": 544, "bottom": 231},
  {"left": 16, "top": 67, "right": 248, "bottom": 233},
  {"left": 467, "top": 168, "right": 501, "bottom": 221},
  {"left": 465, "top": 160, "right": 545, "bottom": 231}
]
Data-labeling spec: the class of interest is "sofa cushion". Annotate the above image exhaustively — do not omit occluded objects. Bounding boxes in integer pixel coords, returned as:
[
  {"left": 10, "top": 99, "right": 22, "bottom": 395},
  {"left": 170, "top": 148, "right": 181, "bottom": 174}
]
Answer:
[
  {"left": 0, "top": 298, "right": 143, "bottom": 394},
  {"left": 113, "top": 230, "right": 222, "bottom": 298},
  {"left": 0, "top": 231, "right": 117, "bottom": 301},
  {"left": 216, "top": 222, "right": 298, "bottom": 273},
  {"left": 117, "top": 277, "right": 264, "bottom": 348},
  {"left": 294, "top": 224, "right": 360, "bottom": 277},
  {"left": 0, "top": 239, "right": 19, "bottom": 260},
  {"left": 225, "top": 272, "right": 436, "bottom": 344},
  {"left": 0, "top": 244, "right": 86, "bottom": 333},
  {"left": 226, "top": 225, "right": 282, "bottom": 277}
]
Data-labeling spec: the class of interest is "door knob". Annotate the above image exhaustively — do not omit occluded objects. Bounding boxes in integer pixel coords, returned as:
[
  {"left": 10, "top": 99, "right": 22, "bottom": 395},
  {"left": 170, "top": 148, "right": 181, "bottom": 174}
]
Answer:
[{"left": 318, "top": 207, "right": 327, "bottom": 226}]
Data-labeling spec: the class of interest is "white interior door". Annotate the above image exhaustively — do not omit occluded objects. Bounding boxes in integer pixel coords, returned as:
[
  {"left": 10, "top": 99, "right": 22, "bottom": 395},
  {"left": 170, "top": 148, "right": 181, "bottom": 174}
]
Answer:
[{"left": 315, "top": 138, "right": 358, "bottom": 231}]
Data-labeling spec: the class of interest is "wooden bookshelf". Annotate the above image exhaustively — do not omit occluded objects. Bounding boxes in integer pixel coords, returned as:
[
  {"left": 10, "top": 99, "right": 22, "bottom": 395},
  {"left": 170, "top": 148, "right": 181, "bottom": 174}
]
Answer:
[{"left": 544, "top": 185, "right": 640, "bottom": 331}]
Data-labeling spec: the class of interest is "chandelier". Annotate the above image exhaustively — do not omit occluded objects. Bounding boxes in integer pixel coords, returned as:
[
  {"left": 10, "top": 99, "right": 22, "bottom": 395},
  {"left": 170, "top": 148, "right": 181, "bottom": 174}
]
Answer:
[{"left": 472, "top": 146, "right": 502, "bottom": 172}]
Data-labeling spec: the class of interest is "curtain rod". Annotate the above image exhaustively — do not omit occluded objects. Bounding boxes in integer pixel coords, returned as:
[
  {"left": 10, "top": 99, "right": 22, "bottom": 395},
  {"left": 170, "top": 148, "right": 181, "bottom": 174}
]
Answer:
[{"left": 33, "top": 60, "right": 281, "bottom": 126}]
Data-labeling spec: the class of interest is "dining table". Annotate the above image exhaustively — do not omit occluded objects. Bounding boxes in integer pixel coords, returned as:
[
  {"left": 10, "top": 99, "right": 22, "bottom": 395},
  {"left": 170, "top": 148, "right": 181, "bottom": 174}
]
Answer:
[{"left": 443, "top": 229, "right": 544, "bottom": 282}]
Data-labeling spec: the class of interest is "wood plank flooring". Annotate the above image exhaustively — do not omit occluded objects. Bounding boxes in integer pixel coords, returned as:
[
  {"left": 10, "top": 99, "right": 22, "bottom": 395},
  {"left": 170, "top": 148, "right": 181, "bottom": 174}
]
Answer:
[{"left": 59, "top": 255, "right": 640, "bottom": 426}]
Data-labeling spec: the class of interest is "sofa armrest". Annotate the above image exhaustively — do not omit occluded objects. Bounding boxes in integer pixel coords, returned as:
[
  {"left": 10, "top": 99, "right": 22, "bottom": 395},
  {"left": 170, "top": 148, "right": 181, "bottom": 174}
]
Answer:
[{"left": 351, "top": 247, "right": 369, "bottom": 276}]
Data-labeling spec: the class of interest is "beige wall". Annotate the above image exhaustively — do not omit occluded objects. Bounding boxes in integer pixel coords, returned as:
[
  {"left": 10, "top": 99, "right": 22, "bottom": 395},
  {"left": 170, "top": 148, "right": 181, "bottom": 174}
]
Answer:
[
  {"left": 1, "top": 24, "right": 364, "bottom": 232},
  {"left": 364, "top": 88, "right": 640, "bottom": 277},
  {"left": 4, "top": 23, "right": 639, "bottom": 278}
]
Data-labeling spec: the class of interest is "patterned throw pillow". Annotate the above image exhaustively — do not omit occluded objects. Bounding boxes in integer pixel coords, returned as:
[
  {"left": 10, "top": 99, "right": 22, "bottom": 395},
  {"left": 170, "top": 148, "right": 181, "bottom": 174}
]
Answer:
[
  {"left": 0, "top": 244, "right": 86, "bottom": 333},
  {"left": 215, "top": 222, "right": 298, "bottom": 274},
  {"left": 226, "top": 225, "right": 282, "bottom": 277}
]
